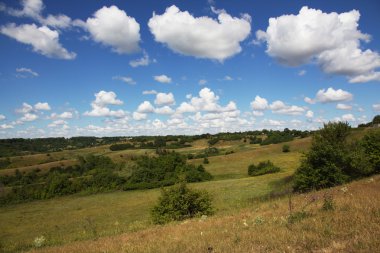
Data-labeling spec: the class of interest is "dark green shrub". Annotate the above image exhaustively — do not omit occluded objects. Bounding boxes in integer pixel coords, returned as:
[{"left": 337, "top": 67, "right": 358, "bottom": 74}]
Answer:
[
  {"left": 361, "top": 130, "right": 380, "bottom": 172},
  {"left": 282, "top": 144, "right": 290, "bottom": 153},
  {"left": 293, "top": 122, "right": 377, "bottom": 192},
  {"left": 151, "top": 183, "right": 213, "bottom": 224},
  {"left": 203, "top": 157, "right": 209, "bottom": 164},
  {"left": 248, "top": 160, "right": 280, "bottom": 176}
]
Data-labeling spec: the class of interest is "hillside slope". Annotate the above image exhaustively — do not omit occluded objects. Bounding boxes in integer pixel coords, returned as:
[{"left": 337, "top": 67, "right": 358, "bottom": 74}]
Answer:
[{"left": 30, "top": 175, "right": 380, "bottom": 253}]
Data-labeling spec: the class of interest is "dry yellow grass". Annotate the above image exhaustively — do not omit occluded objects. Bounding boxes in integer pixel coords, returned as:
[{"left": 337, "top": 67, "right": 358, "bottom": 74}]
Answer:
[{"left": 30, "top": 176, "right": 380, "bottom": 253}]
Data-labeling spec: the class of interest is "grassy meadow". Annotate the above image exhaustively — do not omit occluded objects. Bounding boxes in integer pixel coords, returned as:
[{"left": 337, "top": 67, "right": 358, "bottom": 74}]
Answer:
[{"left": 0, "top": 137, "right": 310, "bottom": 252}]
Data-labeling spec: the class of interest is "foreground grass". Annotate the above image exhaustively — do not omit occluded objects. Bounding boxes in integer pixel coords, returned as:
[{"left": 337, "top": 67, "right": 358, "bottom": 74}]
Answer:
[{"left": 30, "top": 176, "right": 380, "bottom": 253}]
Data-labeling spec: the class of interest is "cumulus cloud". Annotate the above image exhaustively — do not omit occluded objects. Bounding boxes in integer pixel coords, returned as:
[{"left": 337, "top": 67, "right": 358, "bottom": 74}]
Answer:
[
  {"left": 336, "top": 103, "right": 352, "bottom": 110},
  {"left": 305, "top": 110, "right": 314, "bottom": 118},
  {"left": 113, "top": 76, "right": 136, "bottom": 85},
  {"left": 148, "top": 5, "right": 251, "bottom": 61},
  {"left": 0, "top": 124, "right": 14, "bottom": 129},
  {"left": 133, "top": 111, "right": 147, "bottom": 121},
  {"left": 20, "top": 113, "right": 38, "bottom": 122},
  {"left": 155, "top": 106, "right": 175, "bottom": 115},
  {"left": 0, "top": 23, "right": 76, "bottom": 59},
  {"left": 256, "top": 6, "right": 380, "bottom": 83},
  {"left": 2, "top": 0, "right": 72, "bottom": 29},
  {"left": 154, "top": 92, "right": 175, "bottom": 106},
  {"left": 176, "top": 87, "right": 238, "bottom": 117},
  {"left": 50, "top": 111, "right": 73, "bottom": 119},
  {"left": 0, "top": 114, "right": 5, "bottom": 121},
  {"left": 250, "top": 95, "right": 268, "bottom": 111},
  {"left": 16, "top": 102, "right": 33, "bottom": 114},
  {"left": 129, "top": 51, "right": 155, "bottom": 67},
  {"left": 84, "top": 90, "right": 125, "bottom": 118},
  {"left": 341, "top": 113, "right": 356, "bottom": 122},
  {"left": 314, "top": 87, "right": 353, "bottom": 103},
  {"left": 136, "top": 101, "right": 155, "bottom": 113},
  {"left": 373, "top": 103, "right": 380, "bottom": 112},
  {"left": 84, "top": 5, "right": 140, "bottom": 54},
  {"left": 48, "top": 119, "right": 67, "bottom": 127},
  {"left": 34, "top": 102, "right": 50, "bottom": 110},
  {"left": 250, "top": 96, "right": 304, "bottom": 116},
  {"left": 269, "top": 100, "right": 305, "bottom": 115},
  {"left": 154, "top": 74, "right": 172, "bottom": 83}
]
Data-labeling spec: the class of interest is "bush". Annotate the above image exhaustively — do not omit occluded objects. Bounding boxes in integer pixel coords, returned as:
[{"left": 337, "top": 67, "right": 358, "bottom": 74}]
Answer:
[
  {"left": 248, "top": 160, "right": 280, "bottom": 176},
  {"left": 361, "top": 129, "right": 380, "bottom": 172},
  {"left": 282, "top": 144, "right": 290, "bottom": 153},
  {"left": 151, "top": 183, "right": 213, "bottom": 224},
  {"left": 293, "top": 122, "right": 376, "bottom": 192},
  {"left": 203, "top": 157, "right": 209, "bottom": 164}
]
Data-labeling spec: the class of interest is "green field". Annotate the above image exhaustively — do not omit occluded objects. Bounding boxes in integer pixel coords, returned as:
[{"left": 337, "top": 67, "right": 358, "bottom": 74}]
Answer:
[{"left": 0, "top": 137, "right": 310, "bottom": 252}]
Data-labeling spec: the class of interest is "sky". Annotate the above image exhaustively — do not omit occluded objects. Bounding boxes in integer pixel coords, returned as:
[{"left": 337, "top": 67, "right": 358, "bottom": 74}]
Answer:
[{"left": 0, "top": 0, "right": 380, "bottom": 138}]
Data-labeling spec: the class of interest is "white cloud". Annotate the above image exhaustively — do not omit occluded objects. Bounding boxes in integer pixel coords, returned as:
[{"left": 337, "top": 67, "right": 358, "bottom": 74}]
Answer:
[
  {"left": 154, "top": 92, "right": 175, "bottom": 105},
  {"left": 298, "top": 70, "right": 306, "bottom": 76},
  {"left": 0, "top": 23, "right": 76, "bottom": 59},
  {"left": 137, "top": 101, "right": 155, "bottom": 113},
  {"left": 148, "top": 5, "right": 251, "bottom": 61},
  {"left": 113, "top": 76, "right": 136, "bottom": 85},
  {"left": 16, "top": 102, "right": 33, "bottom": 114},
  {"left": 315, "top": 88, "right": 353, "bottom": 103},
  {"left": 250, "top": 96, "right": 268, "bottom": 111},
  {"left": 342, "top": 113, "right": 356, "bottom": 122},
  {"left": 2, "top": 0, "right": 72, "bottom": 29},
  {"left": 92, "top": 90, "right": 123, "bottom": 107},
  {"left": 198, "top": 79, "right": 207, "bottom": 85},
  {"left": 256, "top": 6, "right": 380, "bottom": 83},
  {"left": 133, "top": 112, "right": 147, "bottom": 121},
  {"left": 154, "top": 74, "right": 172, "bottom": 83},
  {"left": 155, "top": 106, "right": 175, "bottom": 115},
  {"left": 223, "top": 75, "right": 233, "bottom": 81},
  {"left": 306, "top": 110, "right": 314, "bottom": 118},
  {"left": 129, "top": 51, "right": 154, "bottom": 67},
  {"left": 305, "top": 88, "right": 353, "bottom": 104},
  {"left": 373, "top": 104, "right": 380, "bottom": 112},
  {"left": 20, "top": 113, "right": 38, "bottom": 122},
  {"left": 304, "top": 97, "right": 316, "bottom": 104},
  {"left": 0, "top": 114, "right": 5, "bottom": 120},
  {"left": 34, "top": 102, "right": 50, "bottom": 111},
  {"left": 0, "top": 124, "right": 13, "bottom": 129},
  {"left": 84, "top": 5, "right": 140, "bottom": 54},
  {"left": 336, "top": 103, "right": 352, "bottom": 110},
  {"left": 16, "top": 67, "right": 39, "bottom": 77},
  {"left": 84, "top": 90, "right": 125, "bottom": 118},
  {"left": 269, "top": 100, "right": 305, "bottom": 115},
  {"left": 176, "top": 87, "right": 239, "bottom": 118},
  {"left": 50, "top": 111, "right": 73, "bottom": 119},
  {"left": 48, "top": 119, "right": 67, "bottom": 127},
  {"left": 142, "top": 90, "right": 157, "bottom": 95},
  {"left": 252, "top": 111, "right": 264, "bottom": 116}
]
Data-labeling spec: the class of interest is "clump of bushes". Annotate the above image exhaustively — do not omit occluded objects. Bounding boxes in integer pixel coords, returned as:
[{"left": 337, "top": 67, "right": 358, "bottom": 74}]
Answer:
[
  {"left": 293, "top": 122, "right": 380, "bottom": 192},
  {"left": 248, "top": 160, "right": 280, "bottom": 176},
  {"left": 151, "top": 182, "right": 213, "bottom": 224}
]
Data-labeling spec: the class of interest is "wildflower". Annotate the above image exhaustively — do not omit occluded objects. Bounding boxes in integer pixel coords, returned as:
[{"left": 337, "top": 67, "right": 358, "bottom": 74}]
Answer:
[
  {"left": 34, "top": 236, "right": 46, "bottom": 248},
  {"left": 243, "top": 219, "right": 248, "bottom": 227}
]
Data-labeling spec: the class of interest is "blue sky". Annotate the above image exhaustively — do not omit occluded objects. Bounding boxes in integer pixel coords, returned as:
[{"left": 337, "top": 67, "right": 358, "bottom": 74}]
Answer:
[{"left": 0, "top": 0, "right": 379, "bottom": 138}]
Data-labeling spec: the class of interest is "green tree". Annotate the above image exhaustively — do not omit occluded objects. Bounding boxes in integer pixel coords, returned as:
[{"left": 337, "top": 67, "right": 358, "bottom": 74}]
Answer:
[{"left": 293, "top": 122, "right": 351, "bottom": 192}]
